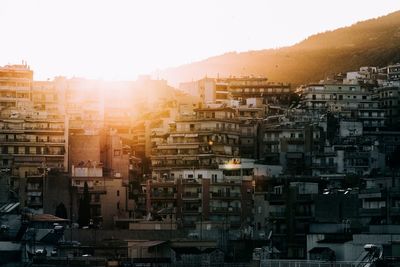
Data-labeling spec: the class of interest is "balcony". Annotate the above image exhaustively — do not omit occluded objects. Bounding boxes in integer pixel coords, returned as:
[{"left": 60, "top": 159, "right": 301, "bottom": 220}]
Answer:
[
  {"left": 182, "top": 207, "right": 201, "bottom": 214},
  {"left": 0, "top": 138, "right": 65, "bottom": 145},
  {"left": 359, "top": 207, "right": 385, "bottom": 217},
  {"left": 210, "top": 192, "right": 241, "bottom": 200},
  {"left": 262, "top": 140, "right": 280, "bottom": 145},
  {"left": 210, "top": 207, "right": 241, "bottom": 214},
  {"left": 26, "top": 186, "right": 43, "bottom": 192},
  {"left": 24, "top": 128, "right": 64, "bottom": 133},
  {"left": 296, "top": 194, "right": 316, "bottom": 202},
  {"left": 359, "top": 188, "right": 383, "bottom": 199},
  {"left": 269, "top": 211, "right": 286, "bottom": 219},
  {"left": 27, "top": 199, "right": 43, "bottom": 207},
  {"left": 286, "top": 138, "right": 305, "bottom": 145},
  {"left": 182, "top": 179, "right": 200, "bottom": 186},
  {"left": 150, "top": 192, "right": 177, "bottom": 199},
  {"left": 390, "top": 207, "right": 400, "bottom": 215},
  {"left": 182, "top": 192, "right": 201, "bottom": 200},
  {"left": 211, "top": 181, "right": 241, "bottom": 186},
  {"left": 344, "top": 152, "right": 370, "bottom": 159},
  {"left": 311, "top": 163, "right": 337, "bottom": 169},
  {"left": 389, "top": 187, "right": 400, "bottom": 198},
  {"left": 266, "top": 193, "right": 285, "bottom": 203},
  {"left": 295, "top": 212, "right": 314, "bottom": 219}
]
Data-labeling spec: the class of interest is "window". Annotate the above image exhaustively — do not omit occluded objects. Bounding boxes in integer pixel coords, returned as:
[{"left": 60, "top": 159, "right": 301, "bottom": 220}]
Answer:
[
  {"left": 312, "top": 95, "right": 316, "bottom": 100},
  {"left": 117, "top": 190, "right": 120, "bottom": 196}
]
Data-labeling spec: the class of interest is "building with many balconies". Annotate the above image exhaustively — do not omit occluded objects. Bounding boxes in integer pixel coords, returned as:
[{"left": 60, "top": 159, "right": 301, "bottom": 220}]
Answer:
[
  {"left": 0, "top": 108, "right": 67, "bottom": 210},
  {"left": 151, "top": 105, "right": 240, "bottom": 178},
  {"left": 0, "top": 63, "right": 33, "bottom": 111},
  {"left": 140, "top": 160, "right": 255, "bottom": 232}
]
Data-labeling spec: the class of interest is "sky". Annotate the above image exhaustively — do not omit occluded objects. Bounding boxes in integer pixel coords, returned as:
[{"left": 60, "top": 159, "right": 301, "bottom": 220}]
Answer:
[{"left": 1, "top": 0, "right": 400, "bottom": 81}]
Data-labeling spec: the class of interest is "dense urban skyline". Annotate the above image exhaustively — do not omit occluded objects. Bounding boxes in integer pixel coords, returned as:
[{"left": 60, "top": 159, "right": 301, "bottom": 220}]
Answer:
[
  {"left": 0, "top": 0, "right": 400, "bottom": 80},
  {"left": 1, "top": 3, "right": 400, "bottom": 266}
]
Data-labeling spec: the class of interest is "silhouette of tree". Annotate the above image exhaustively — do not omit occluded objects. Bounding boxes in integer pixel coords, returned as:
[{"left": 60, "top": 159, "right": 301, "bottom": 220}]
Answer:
[
  {"left": 55, "top": 202, "right": 68, "bottom": 219},
  {"left": 78, "top": 182, "right": 91, "bottom": 227}
]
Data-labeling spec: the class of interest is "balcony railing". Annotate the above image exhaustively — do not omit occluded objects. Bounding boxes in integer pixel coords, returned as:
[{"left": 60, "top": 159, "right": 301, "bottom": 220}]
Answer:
[
  {"left": 151, "top": 192, "right": 177, "bottom": 199},
  {"left": 210, "top": 207, "right": 241, "bottom": 213},
  {"left": 359, "top": 207, "right": 385, "bottom": 217},
  {"left": 210, "top": 192, "right": 241, "bottom": 199},
  {"left": 311, "top": 163, "right": 337, "bottom": 169},
  {"left": 269, "top": 211, "right": 286, "bottom": 218},
  {"left": 182, "top": 192, "right": 201, "bottom": 199}
]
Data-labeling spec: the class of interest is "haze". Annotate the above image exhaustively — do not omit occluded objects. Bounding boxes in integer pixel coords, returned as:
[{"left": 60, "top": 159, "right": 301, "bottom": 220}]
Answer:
[{"left": 1, "top": 0, "right": 399, "bottom": 80}]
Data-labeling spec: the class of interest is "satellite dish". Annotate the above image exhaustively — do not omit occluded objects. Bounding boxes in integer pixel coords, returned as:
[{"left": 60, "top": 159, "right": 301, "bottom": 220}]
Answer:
[{"left": 267, "top": 230, "right": 272, "bottom": 240}]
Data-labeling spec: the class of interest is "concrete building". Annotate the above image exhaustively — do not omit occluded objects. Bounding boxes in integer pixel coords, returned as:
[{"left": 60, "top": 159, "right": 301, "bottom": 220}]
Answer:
[
  {"left": 387, "top": 63, "right": 400, "bottom": 82},
  {"left": 225, "top": 77, "right": 291, "bottom": 105},
  {"left": 377, "top": 85, "right": 400, "bottom": 128},
  {"left": 0, "top": 63, "right": 33, "bottom": 111},
  {"left": 254, "top": 177, "right": 320, "bottom": 259},
  {"left": 140, "top": 160, "right": 255, "bottom": 232},
  {"left": 258, "top": 120, "right": 319, "bottom": 175},
  {"left": 151, "top": 105, "right": 240, "bottom": 178},
  {"left": 71, "top": 164, "right": 129, "bottom": 228},
  {"left": 0, "top": 107, "right": 67, "bottom": 211}
]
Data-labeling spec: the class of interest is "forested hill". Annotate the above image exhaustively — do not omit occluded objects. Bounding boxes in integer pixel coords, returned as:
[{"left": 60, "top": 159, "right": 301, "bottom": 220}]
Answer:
[{"left": 158, "top": 11, "right": 400, "bottom": 86}]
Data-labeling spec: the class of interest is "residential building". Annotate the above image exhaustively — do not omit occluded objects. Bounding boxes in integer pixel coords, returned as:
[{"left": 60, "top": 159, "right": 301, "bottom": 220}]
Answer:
[
  {"left": 70, "top": 164, "right": 129, "bottom": 228},
  {"left": 254, "top": 177, "right": 319, "bottom": 259},
  {"left": 141, "top": 160, "right": 255, "bottom": 232},
  {"left": 0, "top": 63, "right": 33, "bottom": 111},
  {"left": 377, "top": 85, "right": 400, "bottom": 128},
  {"left": 151, "top": 105, "right": 240, "bottom": 178}
]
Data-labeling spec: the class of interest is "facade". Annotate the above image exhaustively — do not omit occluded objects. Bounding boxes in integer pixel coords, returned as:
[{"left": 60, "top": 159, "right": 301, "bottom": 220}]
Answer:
[
  {"left": 151, "top": 105, "right": 240, "bottom": 178},
  {"left": 254, "top": 177, "right": 319, "bottom": 259},
  {"left": 0, "top": 64, "right": 33, "bottom": 111},
  {"left": 70, "top": 164, "right": 129, "bottom": 228},
  {"left": 141, "top": 161, "right": 255, "bottom": 231},
  {"left": 377, "top": 85, "right": 400, "bottom": 128},
  {"left": 0, "top": 73, "right": 67, "bottom": 210}
]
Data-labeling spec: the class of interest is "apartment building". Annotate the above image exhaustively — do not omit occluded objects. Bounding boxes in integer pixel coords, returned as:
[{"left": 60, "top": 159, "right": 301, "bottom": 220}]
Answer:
[
  {"left": 70, "top": 164, "right": 129, "bottom": 228},
  {"left": 0, "top": 63, "right": 33, "bottom": 111},
  {"left": 0, "top": 109, "right": 67, "bottom": 210},
  {"left": 377, "top": 85, "right": 400, "bottom": 128},
  {"left": 140, "top": 161, "right": 255, "bottom": 231},
  {"left": 254, "top": 178, "right": 319, "bottom": 259},
  {"left": 151, "top": 105, "right": 240, "bottom": 178},
  {"left": 259, "top": 121, "right": 319, "bottom": 175},
  {"left": 225, "top": 77, "right": 291, "bottom": 105},
  {"left": 387, "top": 63, "right": 400, "bottom": 82}
]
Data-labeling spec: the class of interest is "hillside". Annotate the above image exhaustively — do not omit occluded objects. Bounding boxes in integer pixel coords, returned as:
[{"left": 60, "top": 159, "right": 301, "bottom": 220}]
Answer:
[{"left": 158, "top": 11, "right": 400, "bottom": 86}]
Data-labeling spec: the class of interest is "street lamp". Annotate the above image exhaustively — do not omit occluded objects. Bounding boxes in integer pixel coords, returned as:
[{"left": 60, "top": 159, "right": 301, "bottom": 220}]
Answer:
[{"left": 38, "top": 163, "right": 50, "bottom": 209}]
